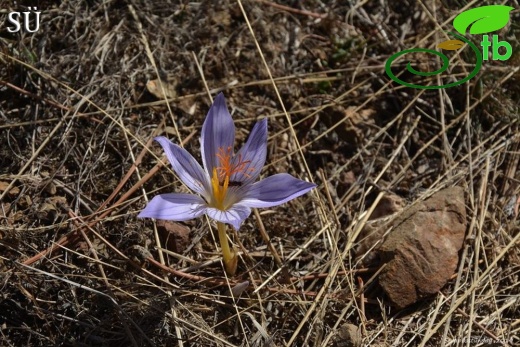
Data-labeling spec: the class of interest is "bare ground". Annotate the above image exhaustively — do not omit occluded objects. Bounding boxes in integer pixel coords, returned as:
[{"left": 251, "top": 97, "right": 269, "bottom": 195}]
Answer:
[{"left": 1, "top": 0, "right": 519, "bottom": 346}]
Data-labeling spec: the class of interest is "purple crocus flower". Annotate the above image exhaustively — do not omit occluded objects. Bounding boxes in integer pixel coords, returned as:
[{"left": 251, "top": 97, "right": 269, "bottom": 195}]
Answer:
[{"left": 138, "top": 93, "right": 316, "bottom": 230}]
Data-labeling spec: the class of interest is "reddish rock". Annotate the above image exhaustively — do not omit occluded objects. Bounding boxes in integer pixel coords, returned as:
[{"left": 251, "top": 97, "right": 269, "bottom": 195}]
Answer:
[
  {"left": 156, "top": 220, "right": 191, "bottom": 254},
  {"left": 377, "top": 186, "right": 467, "bottom": 309}
]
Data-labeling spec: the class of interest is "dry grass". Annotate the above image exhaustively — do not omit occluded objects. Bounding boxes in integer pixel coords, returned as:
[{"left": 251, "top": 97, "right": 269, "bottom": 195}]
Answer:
[{"left": 1, "top": 0, "right": 519, "bottom": 346}]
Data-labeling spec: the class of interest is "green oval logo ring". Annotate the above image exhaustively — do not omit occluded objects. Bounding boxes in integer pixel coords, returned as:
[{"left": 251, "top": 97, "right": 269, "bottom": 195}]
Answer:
[{"left": 385, "top": 32, "right": 483, "bottom": 89}]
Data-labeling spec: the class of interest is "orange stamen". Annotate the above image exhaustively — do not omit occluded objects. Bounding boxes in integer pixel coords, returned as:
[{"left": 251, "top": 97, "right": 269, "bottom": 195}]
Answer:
[
  {"left": 215, "top": 146, "right": 255, "bottom": 182},
  {"left": 211, "top": 146, "right": 256, "bottom": 210}
]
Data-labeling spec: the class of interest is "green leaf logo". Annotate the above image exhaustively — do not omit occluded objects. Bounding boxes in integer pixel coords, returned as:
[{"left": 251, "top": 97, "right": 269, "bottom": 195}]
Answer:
[{"left": 453, "top": 5, "right": 514, "bottom": 35}]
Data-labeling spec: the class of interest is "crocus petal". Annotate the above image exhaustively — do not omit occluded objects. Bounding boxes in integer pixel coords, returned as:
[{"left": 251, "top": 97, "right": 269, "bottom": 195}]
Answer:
[
  {"left": 155, "top": 136, "right": 211, "bottom": 199},
  {"left": 206, "top": 205, "right": 252, "bottom": 230},
  {"left": 138, "top": 193, "right": 207, "bottom": 220},
  {"left": 201, "top": 93, "right": 235, "bottom": 173},
  {"left": 231, "top": 118, "right": 268, "bottom": 184},
  {"left": 240, "top": 173, "right": 316, "bottom": 208}
]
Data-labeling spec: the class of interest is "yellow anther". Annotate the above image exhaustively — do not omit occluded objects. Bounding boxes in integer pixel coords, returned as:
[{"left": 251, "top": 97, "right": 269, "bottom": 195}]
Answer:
[{"left": 211, "top": 167, "right": 229, "bottom": 210}]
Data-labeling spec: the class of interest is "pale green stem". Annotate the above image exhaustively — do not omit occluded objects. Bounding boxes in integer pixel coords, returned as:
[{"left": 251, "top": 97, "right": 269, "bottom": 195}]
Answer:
[{"left": 217, "top": 221, "right": 237, "bottom": 275}]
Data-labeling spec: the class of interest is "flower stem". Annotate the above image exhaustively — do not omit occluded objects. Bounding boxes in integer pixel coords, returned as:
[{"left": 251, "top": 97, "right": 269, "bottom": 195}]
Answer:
[{"left": 217, "top": 221, "right": 237, "bottom": 275}]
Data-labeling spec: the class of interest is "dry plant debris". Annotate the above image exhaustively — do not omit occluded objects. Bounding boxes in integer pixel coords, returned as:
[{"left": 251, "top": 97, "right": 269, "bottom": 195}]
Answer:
[{"left": 0, "top": 0, "right": 519, "bottom": 346}]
